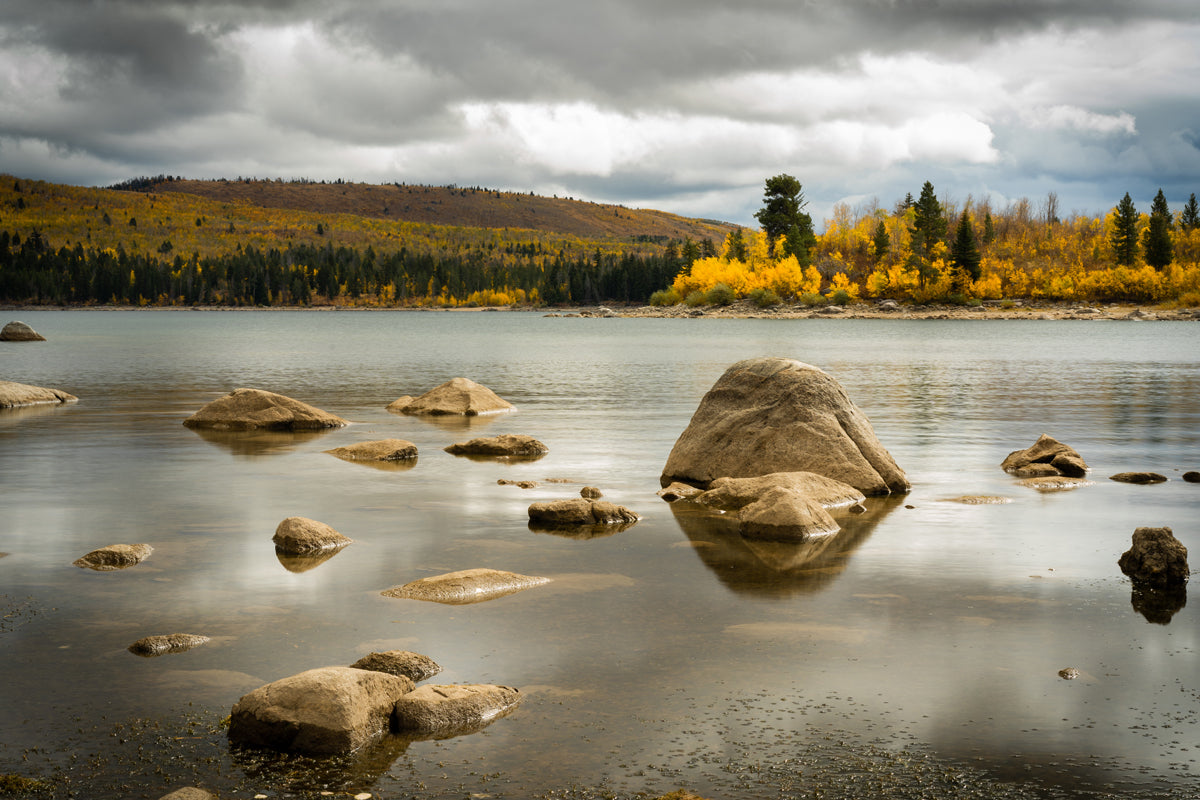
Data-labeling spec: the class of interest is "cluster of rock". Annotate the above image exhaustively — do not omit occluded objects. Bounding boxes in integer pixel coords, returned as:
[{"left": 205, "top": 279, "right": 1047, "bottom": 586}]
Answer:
[
  {"left": 228, "top": 649, "right": 520, "bottom": 755},
  {"left": 1002, "top": 434, "right": 1089, "bottom": 478}
]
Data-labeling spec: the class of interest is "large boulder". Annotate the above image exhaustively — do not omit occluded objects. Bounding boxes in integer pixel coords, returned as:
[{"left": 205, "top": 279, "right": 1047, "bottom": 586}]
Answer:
[
  {"left": 0, "top": 321, "right": 46, "bottom": 341},
  {"left": 389, "top": 378, "right": 514, "bottom": 416},
  {"left": 1118, "top": 526, "right": 1190, "bottom": 588},
  {"left": 444, "top": 434, "right": 547, "bottom": 458},
  {"left": 228, "top": 666, "right": 415, "bottom": 755},
  {"left": 527, "top": 498, "right": 640, "bottom": 526},
  {"left": 0, "top": 380, "right": 77, "bottom": 408},
  {"left": 350, "top": 651, "right": 442, "bottom": 683},
  {"left": 392, "top": 684, "right": 521, "bottom": 736},
  {"left": 660, "top": 358, "right": 909, "bottom": 495},
  {"left": 73, "top": 543, "right": 153, "bottom": 570},
  {"left": 182, "top": 388, "right": 346, "bottom": 431},
  {"left": 1001, "top": 434, "right": 1089, "bottom": 478},
  {"left": 272, "top": 517, "right": 353, "bottom": 555},
  {"left": 326, "top": 439, "right": 418, "bottom": 462},
  {"left": 382, "top": 568, "right": 551, "bottom": 605}
]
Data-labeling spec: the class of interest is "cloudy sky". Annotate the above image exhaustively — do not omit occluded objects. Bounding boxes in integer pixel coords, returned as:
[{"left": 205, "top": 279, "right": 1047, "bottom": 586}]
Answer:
[{"left": 2, "top": 0, "right": 1199, "bottom": 227}]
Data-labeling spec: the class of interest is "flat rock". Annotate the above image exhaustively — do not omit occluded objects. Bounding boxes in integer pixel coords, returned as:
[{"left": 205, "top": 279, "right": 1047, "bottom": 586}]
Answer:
[
  {"left": 1002, "top": 434, "right": 1089, "bottom": 477},
  {"left": 737, "top": 486, "right": 840, "bottom": 540},
  {"left": 0, "top": 321, "right": 46, "bottom": 341},
  {"left": 941, "top": 495, "right": 1013, "bottom": 505},
  {"left": 229, "top": 666, "right": 415, "bottom": 755},
  {"left": 326, "top": 439, "right": 418, "bottom": 462},
  {"left": 392, "top": 683, "right": 521, "bottom": 736},
  {"left": 1109, "top": 471, "right": 1168, "bottom": 484},
  {"left": 73, "top": 543, "right": 153, "bottom": 570},
  {"left": 390, "top": 377, "right": 514, "bottom": 416},
  {"left": 1017, "top": 476, "right": 1095, "bottom": 492},
  {"left": 527, "top": 498, "right": 640, "bottom": 526},
  {"left": 661, "top": 358, "right": 909, "bottom": 496},
  {"left": 272, "top": 516, "right": 353, "bottom": 555},
  {"left": 0, "top": 380, "right": 77, "bottom": 408},
  {"left": 382, "top": 568, "right": 551, "bottom": 605},
  {"left": 157, "top": 789, "right": 216, "bottom": 800},
  {"left": 350, "top": 651, "right": 442, "bottom": 683},
  {"left": 444, "top": 433, "right": 547, "bottom": 457},
  {"left": 128, "top": 633, "right": 211, "bottom": 657},
  {"left": 183, "top": 388, "right": 346, "bottom": 431},
  {"left": 1118, "top": 526, "right": 1190, "bottom": 588},
  {"left": 695, "top": 471, "right": 865, "bottom": 512}
]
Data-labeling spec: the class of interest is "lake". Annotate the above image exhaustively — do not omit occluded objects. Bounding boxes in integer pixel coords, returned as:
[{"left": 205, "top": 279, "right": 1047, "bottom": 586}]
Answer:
[{"left": 1, "top": 309, "right": 1198, "bottom": 800}]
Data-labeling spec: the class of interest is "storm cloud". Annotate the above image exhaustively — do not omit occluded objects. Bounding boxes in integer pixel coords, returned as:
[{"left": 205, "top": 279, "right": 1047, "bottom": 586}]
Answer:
[{"left": 2, "top": 0, "right": 1198, "bottom": 225}]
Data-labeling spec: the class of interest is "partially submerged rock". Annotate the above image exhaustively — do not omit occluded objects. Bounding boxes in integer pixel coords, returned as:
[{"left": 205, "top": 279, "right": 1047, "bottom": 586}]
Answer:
[
  {"left": 1183, "top": 471, "right": 1200, "bottom": 483},
  {"left": 444, "top": 434, "right": 547, "bottom": 458},
  {"left": 941, "top": 495, "right": 1013, "bottom": 505},
  {"left": 1002, "top": 434, "right": 1089, "bottom": 478},
  {"left": 350, "top": 651, "right": 442, "bottom": 683},
  {"left": 1018, "top": 476, "right": 1095, "bottom": 492},
  {"left": 661, "top": 358, "right": 909, "bottom": 495},
  {"left": 326, "top": 439, "right": 418, "bottom": 462},
  {"left": 737, "top": 486, "right": 840, "bottom": 540},
  {"left": 382, "top": 568, "right": 551, "bottom": 605},
  {"left": 392, "top": 684, "right": 521, "bottom": 736},
  {"left": 128, "top": 633, "right": 211, "bottom": 657},
  {"left": 73, "top": 543, "right": 153, "bottom": 571},
  {"left": 1110, "top": 471, "right": 1168, "bottom": 485},
  {"left": 272, "top": 516, "right": 353, "bottom": 555},
  {"left": 527, "top": 498, "right": 640, "bottom": 527},
  {"left": 657, "top": 482, "right": 704, "bottom": 502},
  {"left": 0, "top": 321, "right": 45, "bottom": 341},
  {"left": 695, "top": 472, "right": 865, "bottom": 513},
  {"left": 183, "top": 388, "right": 346, "bottom": 431},
  {"left": 498, "top": 478, "right": 539, "bottom": 489},
  {"left": 1118, "top": 526, "right": 1190, "bottom": 588},
  {"left": 157, "top": 789, "right": 216, "bottom": 800},
  {"left": 229, "top": 666, "right": 415, "bottom": 755},
  {"left": 389, "top": 378, "right": 514, "bottom": 416},
  {"left": 0, "top": 380, "right": 77, "bottom": 408}
]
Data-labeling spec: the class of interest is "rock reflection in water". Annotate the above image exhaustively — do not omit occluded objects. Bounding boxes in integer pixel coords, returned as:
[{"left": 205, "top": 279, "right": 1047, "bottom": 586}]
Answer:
[
  {"left": 669, "top": 496, "right": 902, "bottom": 596},
  {"left": 187, "top": 426, "right": 337, "bottom": 457},
  {"left": 527, "top": 520, "right": 637, "bottom": 539},
  {"left": 231, "top": 731, "right": 411, "bottom": 795},
  {"left": 1130, "top": 584, "right": 1187, "bottom": 624},
  {"left": 275, "top": 547, "right": 348, "bottom": 573}
]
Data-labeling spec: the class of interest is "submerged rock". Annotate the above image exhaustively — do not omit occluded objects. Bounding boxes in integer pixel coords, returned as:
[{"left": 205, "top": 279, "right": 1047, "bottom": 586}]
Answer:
[
  {"left": 498, "top": 478, "right": 539, "bottom": 489},
  {"left": 183, "top": 388, "right": 346, "bottom": 431},
  {"left": 326, "top": 439, "right": 418, "bottom": 462},
  {"left": 1001, "top": 434, "right": 1089, "bottom": 478},
  {"left": 0, "top": 321, "right": 46, "bottom": 341},
  {"left": 392, "top": 684, "right": 521, "bottom": 736},
  {"left": 940, "top": 495, "right": 1013, "bottom": 505},
  {"left": 389, "top": 377, "right": 514, "bottom": 416},
  {"left": 272, "top": 516, "right": 353, "bottom": 555},
  {"left": 661, "top": 358, "right": 909, "bottom": 495},
  {"left": 527, "top": 498, "right": 640, "bottom": 527},
  {"left": 1118, "top": 526, "right": 1190, "bottom": 589},
  {"left": 382, "top": 568, "right": 552, "bottom": 605},
  {"left": 350, "top": 651, "right": 442, "bottom": 683},
  {"left": 444, "top": 433, "right": 547, "bottom": 457},
  {"left": 1109, "top": 471, "right": 1168, "bottom": 485},
  {"left": 229, "top": 666, "right": 415, "bottom": 755},
  {"left": 128, "top": 633, "right": 211, "bottom": 657},
  {"left": 1017, "top": 476, "right": 1095, "bottom": 492},
  {"left": 0, "top": 380, "right": 77, "bottom": 408},
  {"left": 73, "top": 543, "right": 153, "bottom": 571}
]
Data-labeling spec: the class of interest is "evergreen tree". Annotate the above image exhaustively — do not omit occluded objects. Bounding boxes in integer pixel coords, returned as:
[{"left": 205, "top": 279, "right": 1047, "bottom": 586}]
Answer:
[
  {"left": 1111, "top": 192, "right": 1139, "bottom": 267},
  {"left": 910, "top": 181, "right": 947, "bottom": 260},
  {"left": 1142, "top": 188, "right": 1173, "bottom": 270},
  {"left": 754, "top": 174, "right": 814, "bottom": 259},
  {"left": 983, "top": 209, "right": 996, "bottom": 244},
  {"left": 1181, "top": 192, "right": 1199, "bottom": 232},
  {"left": 725, "top": 229, "right": 748, "bottom": 261},
  {"left": 871, "top": 219, "right": 890, "bottom": 263},
  {"left": 950, "top": 210, "right": 981, "bottom": 282}
]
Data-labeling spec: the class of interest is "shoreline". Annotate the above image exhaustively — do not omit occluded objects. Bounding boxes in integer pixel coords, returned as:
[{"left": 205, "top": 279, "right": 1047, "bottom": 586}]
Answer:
[{"left": 3, "top": 300, "right": 1198, "bottom": 321}]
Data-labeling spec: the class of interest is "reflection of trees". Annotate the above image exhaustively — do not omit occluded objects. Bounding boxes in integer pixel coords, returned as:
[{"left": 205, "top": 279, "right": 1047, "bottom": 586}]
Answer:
[
  {"left": 187, "top": 427, "right": 337, "bottom": 456},
  {"left": 668, "top": 496, "right": 903, "bottom": 598},
  {"left": 1130, "top": 584, "right": 1187, "bottom": 624}
]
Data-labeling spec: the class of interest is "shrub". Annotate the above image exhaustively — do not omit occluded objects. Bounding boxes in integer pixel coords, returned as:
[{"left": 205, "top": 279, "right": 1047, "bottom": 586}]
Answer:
[
  {"left": 829, "top": 288, "right": 852, "bottom": 306},
  {"left": 683, "top": 290, "right": 707, "bottom": 307},
  {"left": 748, "top": 287, "right": 781, "bottom": 308},
  {"left": 649, "top": 288, "right": 680, "bottom": 306},
  {"left": 704, "top": 282, "right": 736, "bottom": 306},
  {"left": 798, "top": 292, "right": 825, "bottom": 307}
]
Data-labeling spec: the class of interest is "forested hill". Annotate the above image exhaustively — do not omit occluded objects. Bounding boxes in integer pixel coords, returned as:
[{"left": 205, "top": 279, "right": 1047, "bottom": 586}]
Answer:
[{"left": 126, "top": 176, "right": 736, "bottom": 243}]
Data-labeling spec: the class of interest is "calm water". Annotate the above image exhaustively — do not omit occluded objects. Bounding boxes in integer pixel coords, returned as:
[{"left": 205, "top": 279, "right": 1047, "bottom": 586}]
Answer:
[{"left": 1, "top": 309, "right": 1198, "bottom": 800}]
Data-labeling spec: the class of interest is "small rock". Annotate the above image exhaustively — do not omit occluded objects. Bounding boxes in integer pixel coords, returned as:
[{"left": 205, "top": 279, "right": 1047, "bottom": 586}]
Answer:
[
  {"left": 657, "top": 482, "right": 703, "bottom": 502},
  {"left": 272, "top": 517, "right": 353, "bottom": 555},
  {"left": 326, "top": 439, "right": 418, "bottom": 462},
  {"left": 392, "top": 684, "right": 521, "bottom": 736},
  {"left": 73, "top": 543, "right": 153, "bottom": 571},
  {"left": 382, "top": 568, "right": 551, "bottom": 605},
  {"left": 580, "top": 486, "right": 603, "bottom": 499},
  {"left": 444, "top": 434, "right": 547, "bottom": 457},
  {"left": 183, "top": 388, "right": 346, "bottom": 431},
  {"left": 737, "top": 487, "right": 840, "bottom": 540},
  {"left": 1183, "top": 471, "right": 1200, "bottom": 483},
  {"left": 1109, "top": 471, "right": 1168, "bottom": 484},
  {"left": 128, "top": 634, "right": 211, "bottom": 657},
  {"left": 1017, "top": 476, "right": 1095, "bottom": 492},
  {"left": 0, "top": 321, "right": 46, "bottom": 341},
  {"left": 157, "top": 788, "right": 216, "bottom": 800},
  {"left": 1058, "top": 667, "right": 1080, "bottom": 680},
  {"left": 941, "top": 496, "right": 1013, "bottom": 505},
  {"left": 1002, "top": 434, "right": 1089, "bottom": 477},
  {"left": 1118, "top": 526, "right": 1190, "bottom": 588},
  {"left": 390, "top": 377, "right": 514, "bottom": 416},
  {"left": 498, "top": 479, "right": 539, "bottom": 489},
  {"left": 527, "top": 499, "right": 639, "bottom": 526},
  {"left": 349, "top": 650, "right": 441, "bottom": 682}
]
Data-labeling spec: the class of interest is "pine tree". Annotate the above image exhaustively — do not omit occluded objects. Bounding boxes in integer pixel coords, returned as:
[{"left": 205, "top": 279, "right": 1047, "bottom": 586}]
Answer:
[
  {"left": 1181, "top": 193, "right": 1199, "bottom": 232},
  {"left": 754, "top": 173, "right": 815, "bottom": 261},
  {"left": 871, "top": 219, "right": 890, "bottom": 263},
  {"left": 950, "top": 210, "right": 981, "bottom": 281},
  {"left": 1111, "top": 192, "right": 1139, "bottom": 267},
  {"left": 983, "top": 209, "right": 996, "bottom": 244},
  {"left": 910, "top": 181, "right": 947, "bottom": 260},
  {"left": 1142, "top": 188, "right": 1173, "bottom": 270}
]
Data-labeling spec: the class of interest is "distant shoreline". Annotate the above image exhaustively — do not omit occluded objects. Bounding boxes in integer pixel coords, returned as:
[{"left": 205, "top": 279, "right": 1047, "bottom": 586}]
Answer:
[{"left": 3, "top": 300, "right": 1198, "bottom": 321}]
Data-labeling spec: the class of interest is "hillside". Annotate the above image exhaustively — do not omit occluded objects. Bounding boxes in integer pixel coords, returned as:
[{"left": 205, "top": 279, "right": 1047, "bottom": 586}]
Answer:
[{"left": 136, "top": 176, "right": 737, "bottom": 243}]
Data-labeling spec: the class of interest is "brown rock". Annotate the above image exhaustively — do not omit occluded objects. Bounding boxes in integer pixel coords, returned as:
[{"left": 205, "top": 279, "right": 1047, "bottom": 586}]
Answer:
[
  {"left": 0, "top": 380, "right": 77, "bottom": 408},
  {"left": 1017, "top": 476, "right": 1095, "bottom": 492},
  {"left": 382, "top": 568, "right": 551, "bottom": 605},
  {"left": 1109, "top": 472, "right": 1168, "bottom": 484},
  {"left": 272, "top": 517, "right": 353, "bottom": 555},
  {"left": 0, "top": 321, "right": 45, "bottom": 341},
  {"left": 580, "top": 486, "right": 603, "bottom": 499},
  {"left": 527, "top": 498, "right": 640, "bottom": 526},
  {"left": 390, "top": 377, "right": 514, "bottom": 416},
  {"left": 1118, "top": 526, "right": 1190, "bottom": 588},
  {"left": 1002, "top": 434, "right": 1089, "bottom": 477},
  {"left": 228, "top": 666, "right": 415, "bottom": 755},
  {"left": 737, "top": 487, "right": 840, "bottom": 540},
  {"left": 392, "top": 683, "right": 521, "bottom": 735},
  {"left": 157, "top": 789, "right": 216, "bottom": 800},
  {"left": 1183, "top": 471, "right": 1200, "bottom": 483},
  {"left": 695, "top": 471, "right": 865, "bottom": 512},
  {"left": 660, "top": 358, "right": 909, "bottom": 495},
  {"left": 657, "top": 482, "right": 704, "bottom": 502},
  {"left": 182, "top": 388, "right": 346, "bottom": 431},
  {"left": 350, "top": 651, "right": 442, "bottom": 683},
  {"left": 128, "top": 633, "right": 211, "bottom": 657},
  {"left": 1008, "top": 463, "right": 1060, "bottom": 478},
  {"left": 444, "top": 433, "right": 547, "bottom": 457},
  {"left": 73, "top": 543, "right": 153, "bottom": 570},
  {"left": 326, "top": 439, "right": 418, "bottom": 462}
]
